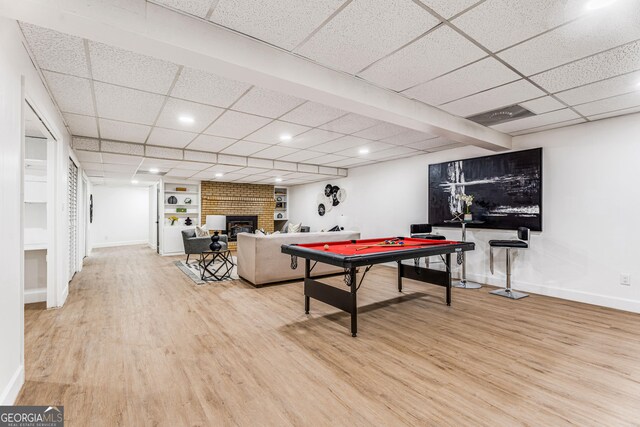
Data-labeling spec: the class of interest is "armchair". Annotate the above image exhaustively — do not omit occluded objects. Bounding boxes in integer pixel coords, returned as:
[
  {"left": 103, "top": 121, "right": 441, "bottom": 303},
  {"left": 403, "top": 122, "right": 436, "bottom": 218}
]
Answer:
[{"left": 181, "top": 229, "right": 228, "bottom": 264}]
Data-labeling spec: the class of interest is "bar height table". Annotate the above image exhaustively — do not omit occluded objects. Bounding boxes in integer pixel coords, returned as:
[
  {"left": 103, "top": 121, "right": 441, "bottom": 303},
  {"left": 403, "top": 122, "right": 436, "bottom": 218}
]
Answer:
[{"left": 444, "top": 219, "right": 484, "bottom": 289}]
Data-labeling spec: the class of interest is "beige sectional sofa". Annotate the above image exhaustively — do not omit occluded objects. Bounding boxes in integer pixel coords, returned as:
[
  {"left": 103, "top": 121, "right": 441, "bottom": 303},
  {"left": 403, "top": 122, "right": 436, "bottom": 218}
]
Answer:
[{"left": 237, "top": 231, "right": 360, "bottom": 286}]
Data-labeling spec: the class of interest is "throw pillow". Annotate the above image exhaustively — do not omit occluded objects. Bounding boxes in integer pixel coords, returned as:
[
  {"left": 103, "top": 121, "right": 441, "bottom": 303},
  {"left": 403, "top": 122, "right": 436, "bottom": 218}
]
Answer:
[
  {"left": 288, "top": 222, "right": 302, "bottom": 233},
  {"left": 195, "top": 225, "right": 209, "bottom": 237},
  {"left": 328, "top": 225, "right": 341, "bottom": 232},
  {"left": 255, "top": 229, "right": 265, "bottom": 236}
]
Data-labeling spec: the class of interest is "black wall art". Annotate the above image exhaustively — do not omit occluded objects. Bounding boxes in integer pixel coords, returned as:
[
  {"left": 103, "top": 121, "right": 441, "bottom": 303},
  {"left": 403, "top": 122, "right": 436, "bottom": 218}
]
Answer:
[
  {"left": 428, "top": 148, "right": 542, "bottom": 231},
  {"left": 317, "top": 184, "right": 346, "bottom": 216}
]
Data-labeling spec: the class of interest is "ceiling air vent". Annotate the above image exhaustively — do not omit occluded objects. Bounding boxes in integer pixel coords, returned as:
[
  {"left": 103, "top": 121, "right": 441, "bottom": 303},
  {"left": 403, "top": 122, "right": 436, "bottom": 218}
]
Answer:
[
  {"left": 466, "top": 104, "right": 535, "bottom": 127},
  {"left": 138, "top": 171, "right": 168, "bottom": 177}
]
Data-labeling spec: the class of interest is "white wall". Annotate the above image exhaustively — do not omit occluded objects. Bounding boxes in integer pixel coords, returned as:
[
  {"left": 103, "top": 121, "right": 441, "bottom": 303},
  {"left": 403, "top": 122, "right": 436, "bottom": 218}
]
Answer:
[
  {"left": 0, "top": 17, "right": 75, "bottom": 404},
  {"left": 290, "top": 114, "right": 640, "bottom": 313},
  {"left": 148, "top": 183, "right": 158, "bottom": 250},
  {"left": 90, "top": 185, "right": 150, "bottom": 248}
]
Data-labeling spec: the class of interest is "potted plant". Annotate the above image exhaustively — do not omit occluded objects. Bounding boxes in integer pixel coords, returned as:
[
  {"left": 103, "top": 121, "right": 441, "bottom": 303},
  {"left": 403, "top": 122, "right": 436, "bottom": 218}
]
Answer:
[
  {"left": 168, "top": 215, "right": 179, "bottom": 226},
  {"left": 456, "top": 193, "right": 474, "bottom": 221}
]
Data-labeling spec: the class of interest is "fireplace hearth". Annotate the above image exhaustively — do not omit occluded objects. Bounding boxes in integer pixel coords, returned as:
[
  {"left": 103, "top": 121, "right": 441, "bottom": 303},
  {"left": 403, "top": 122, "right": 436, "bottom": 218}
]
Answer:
[{"left": 226, "top": 215, "right": 258, "bottom": 242}]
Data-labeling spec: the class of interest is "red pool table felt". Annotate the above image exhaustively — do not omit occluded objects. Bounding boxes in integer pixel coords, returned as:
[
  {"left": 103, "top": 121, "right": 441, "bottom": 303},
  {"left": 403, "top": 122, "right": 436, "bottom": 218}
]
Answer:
[{"left": 297, "top": 237, "right": 461, "bottom": 256}]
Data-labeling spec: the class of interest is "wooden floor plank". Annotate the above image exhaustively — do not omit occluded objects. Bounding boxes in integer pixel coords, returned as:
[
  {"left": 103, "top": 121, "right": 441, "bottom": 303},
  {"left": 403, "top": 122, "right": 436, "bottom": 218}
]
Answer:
[{"left": 17, "top": 245, "right": 640, "bottom": 426}]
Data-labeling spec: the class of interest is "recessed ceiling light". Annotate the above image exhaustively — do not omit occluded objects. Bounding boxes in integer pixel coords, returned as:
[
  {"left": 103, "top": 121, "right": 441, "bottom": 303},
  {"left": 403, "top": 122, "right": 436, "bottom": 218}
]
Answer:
[
  {"left": 215, "top": 173, "right": 223, "bottom": 178},
  {"left": 178, "top": 115, "right": 195, "bottom": 124},
  {"left": 149, "top": 168, "right": 159, "bottom": 173},
  {"left": 275, "top": 178, "right": 283, "bottom": 183},
  {"left": 131, "top": 180, "right": 139, "bottom": 184},
  {"left": 585, "top": 0, "right": 617, "bottom": 10},
  {"left": 279, "top": 134, "right": 292, "bottom": 142},
  {"left": 359, "top": 148, "right": 370, "bottom": 154}
]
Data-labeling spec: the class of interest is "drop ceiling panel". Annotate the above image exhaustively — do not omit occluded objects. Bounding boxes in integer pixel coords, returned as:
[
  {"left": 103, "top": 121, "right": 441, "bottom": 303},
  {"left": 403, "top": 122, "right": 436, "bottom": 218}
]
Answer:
[
  {"left": 98, "top": 119, "right": 151, "bottom": 143},
  {"left": 511, "top": 118, "right": 586, "bottom": 136},
  {"left": 452, "top": 0, "right": 585, "bottom": 52},
  {"left": 88, "top": 41, "right": 179, "bottom": 94},
  {"left": 204, "top": 110, "right": 272, "bottom": 139},
  {"left": 406, "top": 137, "right": 454, "bottom": 151},
  {"left": 101, "top": 153, "right": 144, "bottom": 165},
  {"left": 359, "top": 26, "right": 486, "bottom": 91},
  {"left": 210, "top": 0, "right": 346, "bottom": 50},
  {"left": 186, "top": 134, "right": 236, "bottom": 152},
  {"left": 304, "top": 154, "right": 349, "bottom": 165},
  {"left": 499, "top": 3, "right": 640, "bottom": 76},
  {"left": 102, "top": 163, "right": 138, "bottom": 173},
  {"left": 75, "top": 150, "right": 103, "bottom": 163},
  {"left": 155, "top": 98, "right": 224, "bottom": 133},
  {"left": 150, "top": 0, "right": 214, "bottom": 18},
  {"left": 43, "top": 72, "right": 95, "bottom": 115},
  {"left": 325, "top": 157, "right": 371, "bottom": 168},
  {"left": 63, "top": 113, "right": 98, "bottom": 138},
  {"left": 588, "top": 105, "right": 640, "bottom": 120},
  {"left": 147, "top": 127, "right": 198, "bottom": 148},
  {"left": 171, "top": 66, "right": 251, "bottom": 107},
  {"left": 555, "top": 70, "right": 640, "bottom": 105},
  {"left": 490, "top": 108, "right": 581, "bottom": 133},
  {"left": 94, "top": 82, "right": 165, "bottom": 125},
  {"left": 295, "top": 0, "right": 439, "bottom": 74},
  {"left": 280, "top": 102, "right": 346, "bottom": 127},
  {"left": 81, "top": 162, "right": 103, "bottom": 171},
  {"left": 139, "top": 158, "right": 183, "bottom": 169},
  {"left": 174, "top": 161, "right": 212, "bottom": 171},
  {"left": 352, "top": 122, "right": 408, "bottom": 140},
  {"left": 381, "top": 130, "right": 437, "bottom": 145},
  {"left": 232, "top": 87, "right": 305, "bottom": 118},
  {"left": 221, "top": 140, "right": 271, "bottom": 156},
  {"left": 165, "top": 168, "right": 197, "bottom": 178},
  {"left": 530, "top": 40, "right": 640, "bottom": 93},
  {"left": 334, "top": 141, "right": 396, "bottom": 157},
  {"left": 252, "top": 145, "right": 299, "bottom": 159},
  {"left": 519, "top": 96, "right": 566, "bottom": 114},
  {"left": 311, "top": 135, "right": 370, "bottom": 153},
  {"left": 288, "top": 129, "right": 344, "bottom": 149},
  {"left": 402, "top": 57, "right": 519, "bottom": 106},
  {"left": 364, "top": 146, "right": 419, "bottom": 160},
  {"left": 319, "top": 113, "right": 380, "bottom": 134},
  {"left": 417, "top": 0, "right": 478, "bottom": 18},
  {"left": 203, "top": 164, "right": 245, "bottom": 174},
  {"left": 20, "top": 22, "right": 89, "bottom": 77},
  {"left": 244, "top": 120, "right": 310, "bottom": 144},
  {"left": 276, "top": 150, "right": 324, "bottom": 162},
  {"left": 573, "top": 91, "right": 640, "bottom": 117},
  {"left": 440, "top": 80, "right": 545, "bottom": 117}
]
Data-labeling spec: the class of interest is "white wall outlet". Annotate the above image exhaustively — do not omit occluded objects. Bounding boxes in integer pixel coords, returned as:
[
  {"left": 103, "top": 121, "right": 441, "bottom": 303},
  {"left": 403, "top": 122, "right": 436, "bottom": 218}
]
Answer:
[{"left": 620, "top": 274, "right": 631, "bottom": 286}]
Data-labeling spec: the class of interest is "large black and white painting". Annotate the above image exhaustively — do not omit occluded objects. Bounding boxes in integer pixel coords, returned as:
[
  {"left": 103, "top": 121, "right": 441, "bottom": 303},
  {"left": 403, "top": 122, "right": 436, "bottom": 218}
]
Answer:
[{"left": 428, "top": 148, "right": 542, "bottom": 231}]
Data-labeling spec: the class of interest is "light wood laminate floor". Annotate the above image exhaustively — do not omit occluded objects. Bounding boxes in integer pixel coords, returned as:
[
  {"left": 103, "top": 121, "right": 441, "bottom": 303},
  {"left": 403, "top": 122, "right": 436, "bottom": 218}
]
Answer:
[{"left": 17, "top": 245, "right": 640, "bottom": 426}]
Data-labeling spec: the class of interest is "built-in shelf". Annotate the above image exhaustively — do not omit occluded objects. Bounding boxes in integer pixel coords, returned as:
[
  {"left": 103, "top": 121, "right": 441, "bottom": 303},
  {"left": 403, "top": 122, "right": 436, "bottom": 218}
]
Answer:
[
  {"left": 165, "top": 191, "right": 198, "bottom": 195},
  {"left": 274, "top": 187, "right": 289, "bottom": 223},
  {"left": 25, "top": 243, "right": 48, "bottom": 251},
  {"left": 160, "top": 180, "right": 201, "bottom": 255}
]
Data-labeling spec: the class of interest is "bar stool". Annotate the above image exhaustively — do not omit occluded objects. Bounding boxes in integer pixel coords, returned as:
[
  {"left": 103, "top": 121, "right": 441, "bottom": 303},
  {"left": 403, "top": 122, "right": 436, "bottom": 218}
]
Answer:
[
  {"left": 489, "top": 227, "right": 530, "bottom": 300},
  {"left": 410, "top": 224, "right": 445, "bottom": 267}
]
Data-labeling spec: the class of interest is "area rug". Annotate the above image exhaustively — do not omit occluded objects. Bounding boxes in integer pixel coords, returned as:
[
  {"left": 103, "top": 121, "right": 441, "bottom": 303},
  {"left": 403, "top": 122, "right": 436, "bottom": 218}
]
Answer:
[{"left": 174, "top": 256, "right": 239, "bottom": 285}]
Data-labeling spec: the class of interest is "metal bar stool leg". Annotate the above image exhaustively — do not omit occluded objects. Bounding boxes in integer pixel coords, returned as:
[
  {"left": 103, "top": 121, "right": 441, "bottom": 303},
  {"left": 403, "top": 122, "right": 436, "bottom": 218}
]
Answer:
[{"left": 490, "top": 248, "right": 529, "bottom": 300}]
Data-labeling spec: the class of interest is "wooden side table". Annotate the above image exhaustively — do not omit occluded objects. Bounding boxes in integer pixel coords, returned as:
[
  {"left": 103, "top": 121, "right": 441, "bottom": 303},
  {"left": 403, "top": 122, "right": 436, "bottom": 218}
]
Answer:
[{"left": 198, "top": 250, "right": 234, "bottom": 281}]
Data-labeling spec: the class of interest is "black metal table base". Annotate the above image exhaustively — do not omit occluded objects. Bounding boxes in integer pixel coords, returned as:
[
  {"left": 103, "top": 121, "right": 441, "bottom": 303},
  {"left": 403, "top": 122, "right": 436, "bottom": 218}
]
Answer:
[
  {"left": 303, "top": 255, "right": 452, "bottom": 337},
  {"left": 198, "top": 250, "right": 235, "bottom": 281}
]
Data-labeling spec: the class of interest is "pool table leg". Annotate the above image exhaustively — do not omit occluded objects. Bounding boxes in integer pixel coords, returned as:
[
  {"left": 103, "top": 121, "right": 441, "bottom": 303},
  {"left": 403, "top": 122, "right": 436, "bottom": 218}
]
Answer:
[
  {"left": 446, "top": 253, "right": 452, "bottom": 306},
  {"left": 397, "top": 260, "right": 402, "bottom": 292},
  {"left": 350, "top": 267, "right": 358, "bottom": 337},
  {"left": 304, "top": 259, "right": 310, "bottom": 314}
]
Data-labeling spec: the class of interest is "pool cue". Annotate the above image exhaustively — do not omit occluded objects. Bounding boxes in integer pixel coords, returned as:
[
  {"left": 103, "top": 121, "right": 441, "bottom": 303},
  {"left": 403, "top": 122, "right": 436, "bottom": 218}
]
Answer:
[{"left": 354, "top": 242, "right": 445, "bottom": 251}]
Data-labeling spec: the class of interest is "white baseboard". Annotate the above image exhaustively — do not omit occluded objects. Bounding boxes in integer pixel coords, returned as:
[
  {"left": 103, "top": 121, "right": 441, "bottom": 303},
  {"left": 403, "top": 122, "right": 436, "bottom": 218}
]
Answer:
[
  {"left": 24, "top": 288, "right": 46, "bottom": 304},
  {"left": 91, "top": 240, "right": 147, "bottom": 249},
  {"left": 57, "top": 283, "right": 69, "bottom": 308},
  {"left": 0, "top": 365, "right": 24, "bottom": 405},
  {"left": 463, "top": 271, "right": 640, "bottom": 314}
]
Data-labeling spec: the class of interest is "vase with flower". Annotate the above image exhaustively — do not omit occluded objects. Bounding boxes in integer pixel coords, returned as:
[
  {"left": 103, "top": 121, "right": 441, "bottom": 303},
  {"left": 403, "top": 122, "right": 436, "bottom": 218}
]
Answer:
[
  {"left": 456, "top": 193, "right": 474, "bottom": 221},
  {"left": 168, "top": 215, "right": 179, "bottom": 226}
]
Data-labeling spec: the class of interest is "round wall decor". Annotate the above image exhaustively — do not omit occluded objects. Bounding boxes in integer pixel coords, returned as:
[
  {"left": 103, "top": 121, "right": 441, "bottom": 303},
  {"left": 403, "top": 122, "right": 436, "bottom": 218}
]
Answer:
[
  {"left": 316, "top": 183, "right": 346, "bottom": 215},
  {"left": 318, "top": 204, "right": 326, "bottom": 216}
]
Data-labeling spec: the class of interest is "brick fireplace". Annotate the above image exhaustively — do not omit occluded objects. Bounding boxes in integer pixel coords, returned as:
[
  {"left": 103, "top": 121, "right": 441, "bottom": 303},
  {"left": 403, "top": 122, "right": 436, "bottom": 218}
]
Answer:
[{"left": 201, "top": 182, "right": 275, "bottom": 250}]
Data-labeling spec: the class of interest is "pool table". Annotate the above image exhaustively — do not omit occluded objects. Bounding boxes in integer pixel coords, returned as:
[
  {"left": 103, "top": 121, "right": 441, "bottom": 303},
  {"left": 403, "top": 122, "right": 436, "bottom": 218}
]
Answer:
[{"left": 281, "top": 237, "right": 475, "bottom": 336}]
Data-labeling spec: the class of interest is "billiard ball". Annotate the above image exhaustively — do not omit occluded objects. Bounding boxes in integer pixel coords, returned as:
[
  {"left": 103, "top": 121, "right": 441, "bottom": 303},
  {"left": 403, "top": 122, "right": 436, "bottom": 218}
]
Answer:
[{"left": 324, "top": 244, "right": 330, "bottom": 250}]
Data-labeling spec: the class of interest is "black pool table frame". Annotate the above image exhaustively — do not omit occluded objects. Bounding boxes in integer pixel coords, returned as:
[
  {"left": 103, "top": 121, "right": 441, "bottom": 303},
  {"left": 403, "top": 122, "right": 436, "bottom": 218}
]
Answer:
[{"left": 281, "top": 238, "right": 475, "bottom": 337}]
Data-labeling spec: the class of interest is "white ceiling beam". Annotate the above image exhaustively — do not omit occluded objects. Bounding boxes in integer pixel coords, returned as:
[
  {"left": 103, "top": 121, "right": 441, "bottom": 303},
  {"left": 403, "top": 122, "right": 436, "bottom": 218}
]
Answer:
[{"left": 1, "top": 0, "right": 511, "bottom": 151}]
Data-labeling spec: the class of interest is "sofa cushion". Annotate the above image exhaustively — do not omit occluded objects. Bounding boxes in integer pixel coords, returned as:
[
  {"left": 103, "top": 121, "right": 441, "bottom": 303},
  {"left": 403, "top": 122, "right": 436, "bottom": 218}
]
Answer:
[
  {"left": 195, "top": 225, "right": 209, "bottom": 237},
  {"left": 287, "top": 222, "right": 302, "bottom": 233}
]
